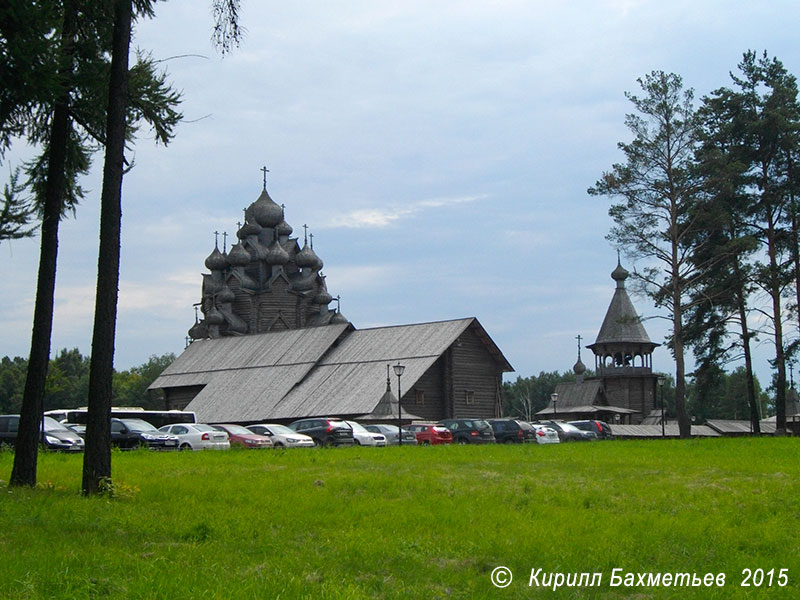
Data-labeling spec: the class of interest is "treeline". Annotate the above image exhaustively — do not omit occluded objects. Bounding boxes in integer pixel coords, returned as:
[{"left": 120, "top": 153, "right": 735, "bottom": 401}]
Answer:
[
  {"left": 503, "top": 368, "right": 772, "bottom": 423},
  {"left": 0, "top": 349, "right": 174, "bottom": 415},
  {"left": 590, "top": 51, "right": 800, "bottom": 435}
]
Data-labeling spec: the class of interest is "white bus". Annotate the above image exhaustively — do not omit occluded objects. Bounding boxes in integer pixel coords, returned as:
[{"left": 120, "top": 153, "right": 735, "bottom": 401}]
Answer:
[{"left": 45, "top": 407, "right": 196, "bottom": 429}]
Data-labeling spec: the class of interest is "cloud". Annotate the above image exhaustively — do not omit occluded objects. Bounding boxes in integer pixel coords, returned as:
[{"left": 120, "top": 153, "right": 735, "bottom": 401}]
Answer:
[{"left": 322, "top": 194, "right": 486, "bottom": 229}]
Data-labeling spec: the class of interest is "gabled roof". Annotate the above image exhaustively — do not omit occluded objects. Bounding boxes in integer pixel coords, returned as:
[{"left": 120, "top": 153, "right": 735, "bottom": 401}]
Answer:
[{"left": 150, "top": 317, "right": 511, "bottom": 423}]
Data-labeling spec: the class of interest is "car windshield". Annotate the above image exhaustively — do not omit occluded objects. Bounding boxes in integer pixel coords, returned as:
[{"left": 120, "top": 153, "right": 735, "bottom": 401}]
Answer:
[
  {"left": 433, "top": 426, "right": 449, "bottom": 432},
  {"left": 347, "top": 421, "right": 368, "bottom": 433},
  {"left": 473, "top": 420, "right": 491, "bottom": 430},
  {"left": 221, "top": 424, "right": 253, "bottom": 435},
  {"left": 42, "top": 416, "right": 71, "bottom": 432},
  {"left": 120, "top": 419, "right": 158, "bottom": 432},
  {"left": 518, "top": 421, "right": 534, "bottom": 430},
  {"left": 266, "top": 424, "right": 294, "bottom": 435}
]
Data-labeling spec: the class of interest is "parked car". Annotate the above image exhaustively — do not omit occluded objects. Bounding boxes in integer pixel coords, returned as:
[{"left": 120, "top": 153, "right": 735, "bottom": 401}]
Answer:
[
  {"left": 343, "top": 421, "right": 387, "bottom": 446},
  {"left": 438, "top": 418, "right": 496, "bottom": 444},
  {"left": 537, "top": 420, "right": 596, "bottom": 442},
  {"left": 403, "top": 423, "right": 453, "bottom": 445},
  {"left": 363, "top": 423, "right": 418, "bottom": 445},
  {"left": 0, "top": 415, "right": 85, "bottom": 452},
  {"left": 158, "top": 423, "right": 230, "bottom": 450},
  {"left": 569, "top": 420, "right": 614, "bottom": 440},
  {"left": 287, "top": 418, "right": 355, "bottom": 447},
  {"left": 211, "top": 424, "right": 273, "bottom": 448},
  {"left": 487, "top": 418, "right": 537, "bottom": 443},
  {"left": 531, "top": 423, "right": 560, "bottom": 444},
  {"left": 246, "top": 423, "right": 315, "bottom": 448},
  {"left": 111, "top": 418, "right": 180, "bottom": 450}
]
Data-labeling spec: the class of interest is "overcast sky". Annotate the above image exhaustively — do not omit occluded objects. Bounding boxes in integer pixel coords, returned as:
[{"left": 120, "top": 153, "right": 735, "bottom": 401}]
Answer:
[{"left": 3, "top": 0, "right": 800, "bottom": 387}]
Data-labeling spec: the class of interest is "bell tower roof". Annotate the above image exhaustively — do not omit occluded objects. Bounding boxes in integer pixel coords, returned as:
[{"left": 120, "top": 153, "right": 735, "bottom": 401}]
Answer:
[{"left": 587, "top": 261, "right": 658, "bottom": 352}]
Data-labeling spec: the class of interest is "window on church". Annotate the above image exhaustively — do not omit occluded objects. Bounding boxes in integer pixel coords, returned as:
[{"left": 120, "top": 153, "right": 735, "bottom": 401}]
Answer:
[
  {"left": 465, "top": 390, "right": 475, "bottom": 405},
  {"left": 415, "top": 389, "right": 425, "bottom": 405}
]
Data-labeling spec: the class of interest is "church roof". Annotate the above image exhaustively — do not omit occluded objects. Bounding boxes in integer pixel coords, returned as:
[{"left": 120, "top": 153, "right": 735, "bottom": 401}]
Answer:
[
  {"left": 587, "top": 261, "right": 657, "bottom": 349},
  {"left": 150, "top": 317, "right": 512, "bottom": 423}
]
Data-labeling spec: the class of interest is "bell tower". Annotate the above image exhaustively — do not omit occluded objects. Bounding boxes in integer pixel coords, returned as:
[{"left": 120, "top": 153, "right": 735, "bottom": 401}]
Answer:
[{"left": 586, "top": 260, "right": 659, "bottom": 423}]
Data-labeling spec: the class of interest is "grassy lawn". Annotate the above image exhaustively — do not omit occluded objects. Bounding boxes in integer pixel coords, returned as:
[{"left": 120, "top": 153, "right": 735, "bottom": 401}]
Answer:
[{"left": 1, "top": 437, "right": 799, "bottom": 599}]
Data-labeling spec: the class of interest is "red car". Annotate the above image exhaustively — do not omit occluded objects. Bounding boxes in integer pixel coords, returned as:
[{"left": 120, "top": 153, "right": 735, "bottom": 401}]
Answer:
[
  {"left": 403, "top": 423, "right": 453, "bottom": 445},
  {"left": 212, "top": 424, "right": 273, "bottom": 448}
]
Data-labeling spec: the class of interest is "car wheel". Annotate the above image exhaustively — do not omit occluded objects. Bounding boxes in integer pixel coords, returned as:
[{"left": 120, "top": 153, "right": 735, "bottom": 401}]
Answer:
[
  {"left": 458, "top": 437, "right": 468, "bottom": 445},
  {"left": 313, "top": 438, "right": 324, "bottom": 447},
  {"left": 179, "top": 443, "right": 191, "bottom": 451},
  {"left": 274, "top": 442, "right": 284, "bottom": 448},
  {"left": 422, "top": 440, "right": 431, "bottom": 445}
]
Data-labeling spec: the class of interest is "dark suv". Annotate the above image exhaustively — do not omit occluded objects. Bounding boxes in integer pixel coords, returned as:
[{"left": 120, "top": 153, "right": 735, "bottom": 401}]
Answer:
[
  {"left": 288, "top": 418, "right": 355, "bottom": 446},
  {"left": 569, "top": 420, "right": 613, "bottom": 440},
  {"left": 487, "top": 418, "right": 537, "bottom": 443},
  {"left": 438, "top": 419, "right": 496, "bottom": 444}
]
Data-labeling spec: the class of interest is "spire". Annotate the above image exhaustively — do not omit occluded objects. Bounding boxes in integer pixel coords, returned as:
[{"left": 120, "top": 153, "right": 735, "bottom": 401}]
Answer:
[
  {"left": 222, "top": 231, "right": 228, "bottom": 253},
  {"left": 303, "top": 223, "right": 308, "bottom": 245},
  {"left": 593, "top": 260, "right": 650, "bottom": 344}
]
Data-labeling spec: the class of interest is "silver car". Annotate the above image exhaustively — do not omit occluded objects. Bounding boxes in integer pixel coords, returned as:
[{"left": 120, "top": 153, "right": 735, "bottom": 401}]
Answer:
[{"left": 158, "top": 423, "right": 230, "bottom": 450}]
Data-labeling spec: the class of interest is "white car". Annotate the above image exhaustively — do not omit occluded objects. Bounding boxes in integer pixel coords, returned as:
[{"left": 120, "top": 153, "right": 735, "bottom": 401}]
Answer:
[
  {"left": 158, "top": 423, "right": 230, "bottom": 450},
  {"left": 246, "top": 423, "right": 315, "bottom": 448},
  {"left": 531, "top": 424, "right": 560, "bottom": 444},
  {"left": 345, "top": 420, "right": 387, "bottom": 446}
]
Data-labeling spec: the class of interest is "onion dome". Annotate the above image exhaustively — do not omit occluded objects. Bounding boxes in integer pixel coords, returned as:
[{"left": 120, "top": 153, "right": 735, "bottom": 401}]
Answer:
[
  {"left": 237, "top": 219, "right": 262, "bottom": 239},
  {"left": 204, "top": 246, "right": 227, "bottom": 271},
  {"left": 611, "top": 261, "right": 629, "bottom": 285},
  {"left": 275, "top": 219, "right": 293, "bottom": 238},
  {"left": 205, "top": 305, "right": 224, "bottom": 325},
  {"left": 314, "top": 288, "right": 333, "bottom": 305},
  {"left": 248, "top": 189, "right": 283, "bottom": 227},
  {"left": 265, "top": 239, "right": 290, "bottom": 265},
  {"left": 289, "top": 271, "right": 315, "bottom": 292},
  {"left": 227, "top": 243, "right": 251, "bottom": 267},
  {"left": 296, "top": 243, "right": 323, "bottom": 270},
  {"left": 573, "top": 358, "right": 586, "bottom": 376},
  {"left": 188, "top": 321, "right": 208, "bottom": 340},
  {"left": 218, "top": 284, "right": 235, "bottom": 304}
]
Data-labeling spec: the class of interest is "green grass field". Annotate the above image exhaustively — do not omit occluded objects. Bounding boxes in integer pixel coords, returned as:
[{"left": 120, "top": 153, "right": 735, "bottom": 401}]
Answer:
[{"left": 1, "top": 438, "right": 798, "bottom": 599}]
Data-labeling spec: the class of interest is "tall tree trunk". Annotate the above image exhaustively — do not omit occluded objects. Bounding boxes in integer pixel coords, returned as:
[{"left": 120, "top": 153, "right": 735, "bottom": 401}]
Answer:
[
  {"left": 10, "top": 1, "right": 76, "bottom": 488},
  {"left": 767, "top": 220, "right": 787, "bottom": 433},
  {"left": 673, "top": 304, "right": 691, "bottom": 438},
  {"left": 82, "top": 0, "right": 132, "bottom": 495},
  {"left": 733, "top": 257, "right": 760, "bottom": 434}
]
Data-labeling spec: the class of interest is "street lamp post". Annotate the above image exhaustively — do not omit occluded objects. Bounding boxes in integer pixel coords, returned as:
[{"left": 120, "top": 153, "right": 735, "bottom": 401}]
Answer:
[
  {"left": 658, "top": 376, "right": 665, "bottom": 438},
  {"left": 394, "top": 362, "right": 405, "bottom": 446},
  {"left": 551, "top": 392, "right": 558, "bottom": 420}
]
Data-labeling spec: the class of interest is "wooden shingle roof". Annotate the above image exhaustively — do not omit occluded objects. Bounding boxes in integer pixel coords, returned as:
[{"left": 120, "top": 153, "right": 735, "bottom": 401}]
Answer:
[{"left": 150, "top": 318, "right": 511, "bottom": 423}]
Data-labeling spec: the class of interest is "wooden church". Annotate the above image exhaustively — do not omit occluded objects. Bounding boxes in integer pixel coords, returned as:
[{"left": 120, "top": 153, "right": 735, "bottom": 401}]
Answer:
[{"left": 149, "top": 177, "right": 513, "bottom": 423}]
